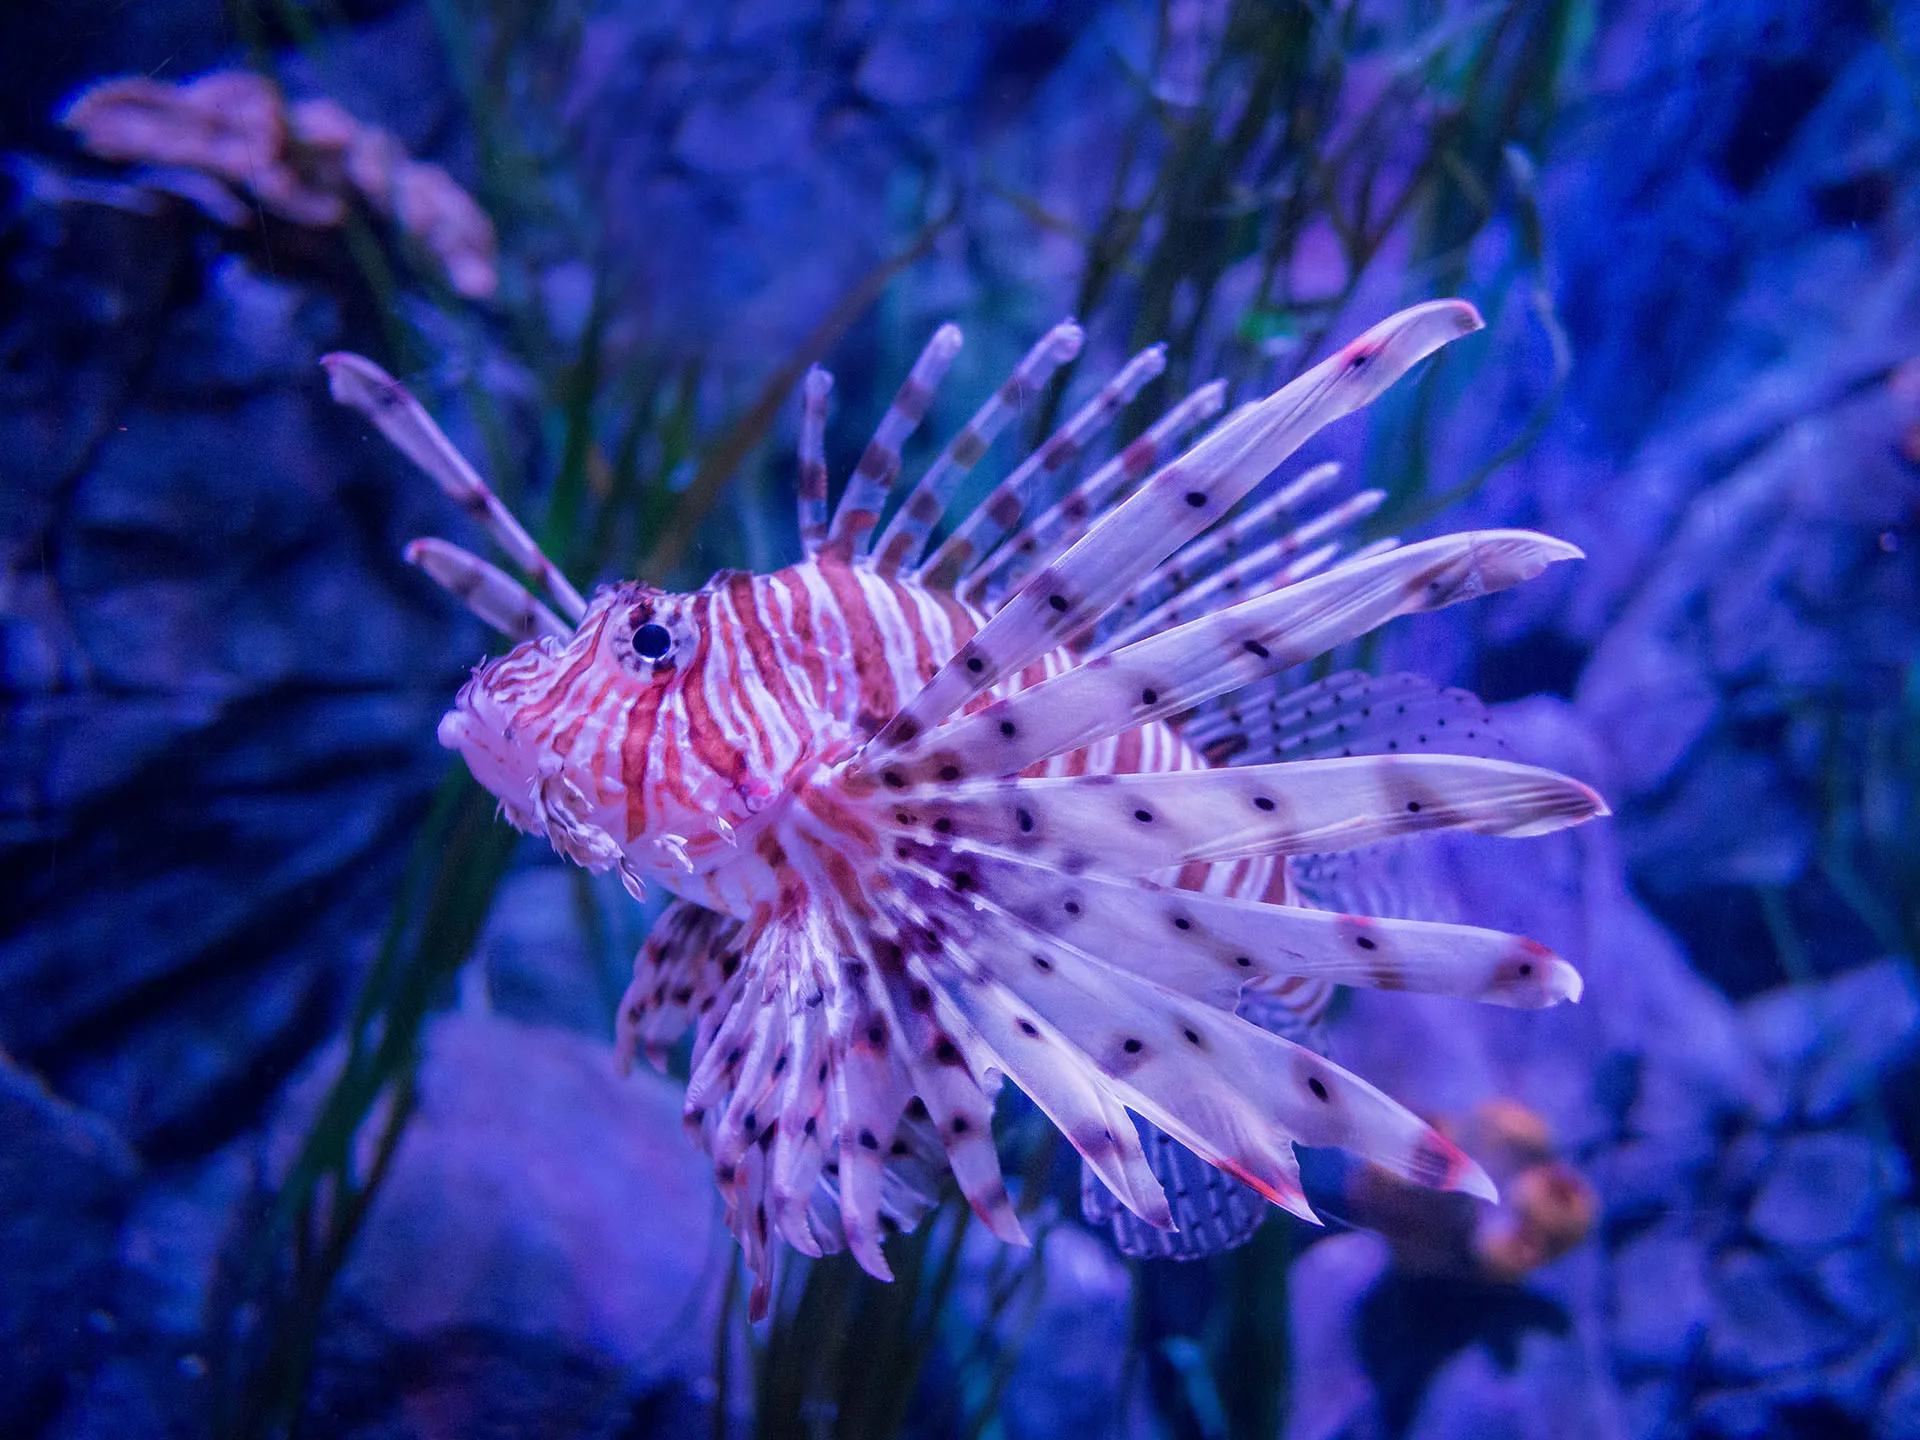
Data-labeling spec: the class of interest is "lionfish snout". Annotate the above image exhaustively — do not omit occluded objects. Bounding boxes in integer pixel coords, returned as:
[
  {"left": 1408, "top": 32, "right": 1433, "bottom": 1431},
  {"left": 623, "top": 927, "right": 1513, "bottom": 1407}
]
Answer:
[
  {"left": 438, "top": 638, "right": 657, "bottom": 896},
  {"left": 435, "top": 640, "right": 563, "bottom": 834}
]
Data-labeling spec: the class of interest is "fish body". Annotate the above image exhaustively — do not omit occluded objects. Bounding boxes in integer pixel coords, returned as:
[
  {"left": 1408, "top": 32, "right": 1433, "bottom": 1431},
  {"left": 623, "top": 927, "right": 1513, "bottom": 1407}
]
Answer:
[
  {"left": 325, "top": 300, "right": 1605, "bottom": 1317},
  {"left": 443, "top": 556, "right": 1255, "bottom": 911}
]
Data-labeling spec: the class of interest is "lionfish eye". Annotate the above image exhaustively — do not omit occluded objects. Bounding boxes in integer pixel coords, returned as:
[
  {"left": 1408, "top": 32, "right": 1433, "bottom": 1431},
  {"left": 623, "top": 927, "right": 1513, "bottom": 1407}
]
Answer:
[{"left": 632, "top": 622, "right": 674, "bottom": 661}]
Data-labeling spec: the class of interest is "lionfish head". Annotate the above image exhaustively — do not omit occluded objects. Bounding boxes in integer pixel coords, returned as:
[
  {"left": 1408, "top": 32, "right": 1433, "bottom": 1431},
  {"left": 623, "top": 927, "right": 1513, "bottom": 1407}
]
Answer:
[{"left": 437, "top": 578, "right": 799, "bottom": 888}]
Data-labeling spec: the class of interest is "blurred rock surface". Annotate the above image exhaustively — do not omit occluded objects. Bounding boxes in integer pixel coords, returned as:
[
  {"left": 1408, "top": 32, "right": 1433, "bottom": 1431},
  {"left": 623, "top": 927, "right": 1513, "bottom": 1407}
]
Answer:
[
  {"left": 1, "top": 155, "right": 482, "bottom": 1160},
  {"left": 291, "top": 1013, "right": 726, "bottom": 1438},
  {"left": 0, "top": 1051, "right": 142, "bottom": 1432}
]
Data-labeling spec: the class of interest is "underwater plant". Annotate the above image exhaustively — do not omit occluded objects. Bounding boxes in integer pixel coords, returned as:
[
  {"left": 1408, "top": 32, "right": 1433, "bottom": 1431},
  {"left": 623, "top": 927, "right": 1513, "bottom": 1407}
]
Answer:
[{"left": 321, "top": 294, "right": 1603, "bottom": 1322}]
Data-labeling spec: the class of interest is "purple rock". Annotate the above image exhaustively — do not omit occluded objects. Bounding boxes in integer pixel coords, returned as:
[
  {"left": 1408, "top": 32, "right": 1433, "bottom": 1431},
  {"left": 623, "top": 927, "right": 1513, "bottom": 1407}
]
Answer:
[
  {"left": 1708, "top": 1248, "right": 1846, "bottom": 1376},
  {"left": 1743, "top": 959, "right": 1920, "bottom": 1122},
  {"left": 46, "top": 1143, "right": 256, "bottom": 1439},
  {"left": 1402, "top": 1334, "right": 1618, "bottom": 1440},
  {"left": 1748, "top": 1132, "right": 1885, "bottom": 1250},
  {"left": 1881, "top": 1360, "right": 1920, "bottom": 1440},
  {"left": 1586, "top": 1137, "right": 1712, "bottom": 1225},
  {"left": 1284, "top": 1232, "right": 1392, "bottom": 1440},
  {"left": 1, "top": 158, "right": 493, "bottom": 1155},
  {"left": 1813, "top": 1245, "right": 1903, "bottom": 1331},
  {"left": 1329, "top": 699, "right": 1764, "bottom": 1154},
  {"left": 1577, "top": 642, "right": 1719, "bottom": 797},
  {"left": 0, "top": 1052, "right": 140, "bottom": 1425},
  {"left": 288, "top": 1014, "right": 730, "bottom": 1438},
  {"left": 673, "top": 85, "right": 815, "bottom": 174},
  {"left": 474, "top": 860, "right": 650, "bottom": 1039},
  {"left": 1610, "top": 1224, "right": 1709, "bottom": 1369},
  {"left": 1695, "top": 1374, "right": 1824, "bottom": 1440},
  {"left": 856, "top": 17, "right": 986, "bottom": 107}
]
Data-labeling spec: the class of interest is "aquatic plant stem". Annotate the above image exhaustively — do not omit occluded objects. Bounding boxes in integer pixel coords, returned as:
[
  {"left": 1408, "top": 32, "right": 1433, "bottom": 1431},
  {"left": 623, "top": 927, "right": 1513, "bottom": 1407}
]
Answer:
[{"left": 643, "top": 206, "right": 956, "bottom": 577}]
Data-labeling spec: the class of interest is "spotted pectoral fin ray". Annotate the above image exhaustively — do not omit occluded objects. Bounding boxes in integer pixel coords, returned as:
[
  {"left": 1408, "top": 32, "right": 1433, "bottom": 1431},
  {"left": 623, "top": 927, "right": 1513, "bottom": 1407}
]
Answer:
[
  {"left": 1085, "top": 1121, "right": 1275, "bottom": 1260},
  {"left": 1109, "top": 459, "right": 1346, "bottom": 628},
  {"left": 891, "top": 867, "right": 1492, "bottom": 1217},
  {"left": 1085, "top": 993, "right": 1329, "bottom": 1260},
  {"left": 862, "top": 950, "right": 1028, "bottom": 1246},
  {"left": 906, "top": 843, "right": 1582, "bottom": 1009},
  {"left": 615, "top": 901, "right": 744, "bottom": 1076},
  {"left": 871, "top": 530, "right": 1578, "bottom": 787},
  {"left": 887, "top": 869, "right": 1289, "bottom": 1224},
  {"left": 402, "top": 537, "right": 570, "bottom": 641},
  {"left": 656, "top": 902, "right": 1027, "bottom": 1309},
  {"left": 859, "top": 300, "right": 1483, "bottom": 763},
  {"left": 1098, "top": 475, "right": 1386, "bottom": 651},
  {"left": 880, "top": 753, "right": 1605, "bottom": 878},
  {"left": 969, "top": 379, "right": 1228, "bottom": 598},
  {"left": 898, "top": 912, "right": 1175, "bottom": 1232},
  {"left": 765, "top": 983, "right": 833, "bottom": 1258}
]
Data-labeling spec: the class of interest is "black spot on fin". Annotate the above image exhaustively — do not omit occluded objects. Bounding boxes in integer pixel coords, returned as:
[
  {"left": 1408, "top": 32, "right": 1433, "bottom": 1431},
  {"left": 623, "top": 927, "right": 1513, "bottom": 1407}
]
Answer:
[{"left": 1081, "top": 992, "right": 1329, "bottom": 1260}]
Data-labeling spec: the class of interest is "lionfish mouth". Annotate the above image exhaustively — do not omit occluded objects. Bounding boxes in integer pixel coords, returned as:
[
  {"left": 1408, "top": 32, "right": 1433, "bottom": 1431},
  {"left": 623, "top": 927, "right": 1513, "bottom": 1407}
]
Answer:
[
  {"left": 327, "top": 299, "right": 1607, "bottom": 1323},
  {"left": 428, "top": 646, "right": 547, "bottom": 829}
]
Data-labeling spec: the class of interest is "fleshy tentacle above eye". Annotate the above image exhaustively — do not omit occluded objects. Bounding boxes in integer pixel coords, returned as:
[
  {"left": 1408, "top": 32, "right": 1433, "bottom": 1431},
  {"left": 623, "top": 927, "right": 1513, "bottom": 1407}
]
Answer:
[
  {"left": 795, "top": 365, "right": 835, "bottom": 557},
  {"left": 403, "top": 537, "right": 570, "bottom": 641},
  {"left": 321, "top": 351, "right": 586, "bottom": 624}
]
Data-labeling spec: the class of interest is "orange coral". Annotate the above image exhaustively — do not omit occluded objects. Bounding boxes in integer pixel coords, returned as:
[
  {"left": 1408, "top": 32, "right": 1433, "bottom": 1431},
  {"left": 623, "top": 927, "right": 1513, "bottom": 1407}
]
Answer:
[
  {"left": 63, "top": 70, "right": 497, "bottom": 299},
  {"left": 1474, "top": 1160, "right": 1598, "bottom": 1282},
  {"left": 1339, "top": 1097, "right": 1597, "bottom": 1283}
]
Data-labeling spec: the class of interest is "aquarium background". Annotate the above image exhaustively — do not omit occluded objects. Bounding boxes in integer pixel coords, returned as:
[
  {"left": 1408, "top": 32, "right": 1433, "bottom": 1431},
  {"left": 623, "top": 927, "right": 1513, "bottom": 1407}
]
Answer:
[{"left": 3, "top": 1, "right": 1918, "bottom": 1437}]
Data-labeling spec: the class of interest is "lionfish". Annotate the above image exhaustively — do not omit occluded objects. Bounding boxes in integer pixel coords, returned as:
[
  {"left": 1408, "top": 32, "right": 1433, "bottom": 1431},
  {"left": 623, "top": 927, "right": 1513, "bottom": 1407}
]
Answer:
[{"left": 323, "top": 300, "right": 1603, "bottom": 1317}]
